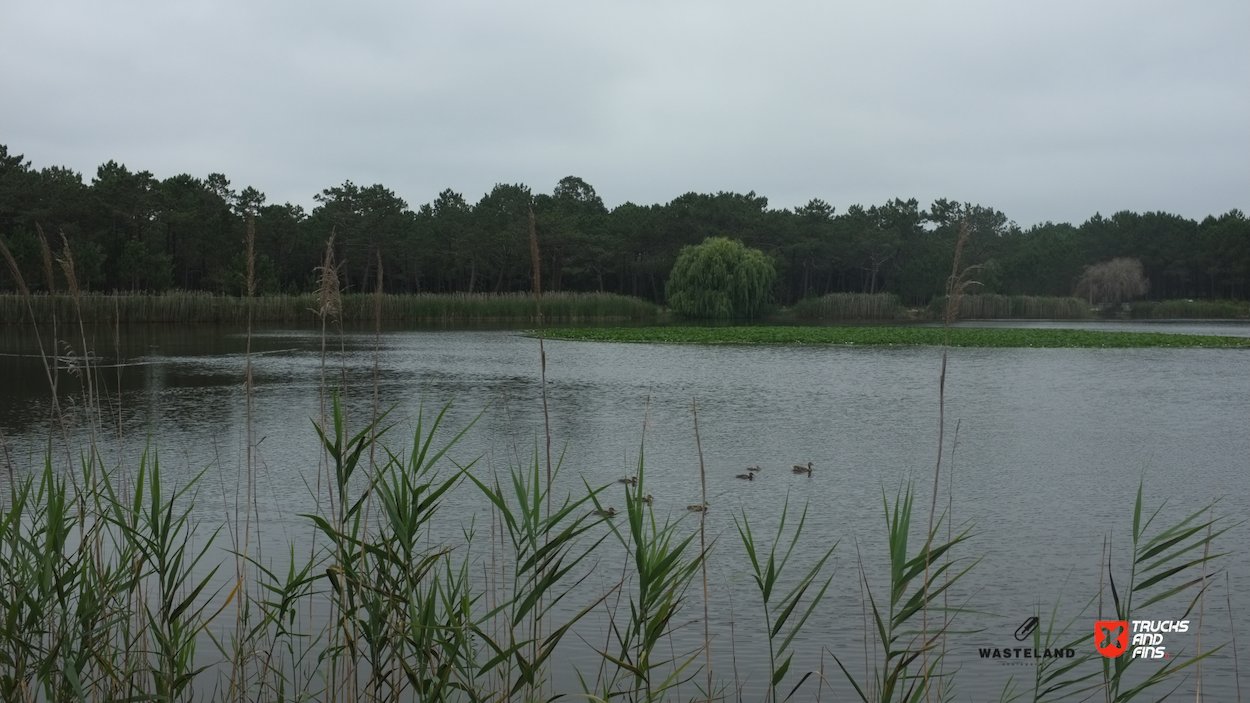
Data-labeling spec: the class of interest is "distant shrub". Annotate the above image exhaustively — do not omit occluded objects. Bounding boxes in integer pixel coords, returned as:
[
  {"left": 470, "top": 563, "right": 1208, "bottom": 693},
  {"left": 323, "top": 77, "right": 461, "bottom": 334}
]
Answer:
[{"left": 664, "top": 237, "right": 775, "bottom": 318}]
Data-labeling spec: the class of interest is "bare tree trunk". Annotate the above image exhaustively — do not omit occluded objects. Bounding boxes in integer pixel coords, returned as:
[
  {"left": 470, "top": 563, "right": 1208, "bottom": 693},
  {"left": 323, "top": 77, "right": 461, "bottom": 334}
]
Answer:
[{"left": 494, "top": 263, "right": 506, "bottom": 292}]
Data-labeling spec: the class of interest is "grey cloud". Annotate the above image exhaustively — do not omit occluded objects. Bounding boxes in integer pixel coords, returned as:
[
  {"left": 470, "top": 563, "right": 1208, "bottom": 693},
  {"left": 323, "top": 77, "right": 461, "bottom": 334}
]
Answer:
[{"left": 2, "top": 0, "right": 1245, "bottom": 225}]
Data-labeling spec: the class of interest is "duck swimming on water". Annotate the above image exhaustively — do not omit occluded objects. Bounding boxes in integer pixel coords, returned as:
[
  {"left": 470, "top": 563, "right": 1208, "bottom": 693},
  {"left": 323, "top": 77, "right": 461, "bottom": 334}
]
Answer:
[
  {"left": 792, "top": 462, "right": 813, "bottom": 475},
  {"left": 735, "top": 472, "right": 755, "bottom": 481}
]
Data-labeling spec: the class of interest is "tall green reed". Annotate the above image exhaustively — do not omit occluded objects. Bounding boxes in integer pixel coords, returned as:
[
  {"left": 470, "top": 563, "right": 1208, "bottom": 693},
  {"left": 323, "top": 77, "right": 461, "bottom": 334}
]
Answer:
[
  {"left": 733, "top": 498, "right": 836, "bottom": 703},
  {"left": 0, "top": 459, "right": 80, "bottom": 702},
  {"left": 107, "top": 450, "right": 222, "bottom": 702},
  {"left": 229, "top": 542, "right": 321, "bottom": 701},
  {"left": 0, "top": 449, "right": 224, "bottom": 703},
  {"left": 306, "top": 394, "right": 410, "bottom": 700},
  {"left": 584, "top": 453, "right": 704, "bottom": 703},
  {"left": 463, "top": 445, "right": 609, "bottom": 700},
  {"left": 834, "top": 484, "right": 978, "bottom": 703},
  {"left": 1098, "top": 480, "right": 1232, "bottom": 702}
]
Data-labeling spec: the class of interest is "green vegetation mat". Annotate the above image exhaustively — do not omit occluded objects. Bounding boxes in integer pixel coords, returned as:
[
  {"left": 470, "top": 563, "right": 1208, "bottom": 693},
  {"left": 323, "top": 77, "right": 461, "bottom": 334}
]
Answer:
[{"left": 537, "top": 326, "right": 1250, "bottom": 348}]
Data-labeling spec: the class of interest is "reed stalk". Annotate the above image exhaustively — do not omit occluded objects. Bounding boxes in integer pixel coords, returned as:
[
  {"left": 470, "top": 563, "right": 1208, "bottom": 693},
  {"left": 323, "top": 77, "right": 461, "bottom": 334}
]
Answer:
[
  {"left": 1196, "top": 480, "right": 1218, "bottom": 701},
  {"left": 1227, "top": 572, "right": 1241, "bottom": 703},
  {"left": 924, "top": 212, "right": 979, "bottom": 698},
  {"left": 35, "top": 230, "right": 63, "bottom": 467},
  {"left": 0, "top": 234, "right": 71, "bottom": 464},
  {"left": 693, "top": 398, "right": 711, "bottom": 701},
  {"left": 227, "top": 208, "right": 258, "bottom": 703},
  {"left": 528, "top": 207, "right": 556, "bottom": 700}
]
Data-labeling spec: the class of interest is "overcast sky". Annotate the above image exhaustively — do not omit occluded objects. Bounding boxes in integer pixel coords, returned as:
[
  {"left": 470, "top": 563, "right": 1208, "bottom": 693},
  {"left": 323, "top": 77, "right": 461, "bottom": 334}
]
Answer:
[{"left": 3, "top": 0, "right": 1247, "bottom": 227}]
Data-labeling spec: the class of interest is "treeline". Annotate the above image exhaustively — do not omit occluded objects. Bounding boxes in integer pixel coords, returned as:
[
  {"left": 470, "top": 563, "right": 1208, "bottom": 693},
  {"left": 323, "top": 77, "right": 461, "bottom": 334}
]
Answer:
[{"left": 2, "top": 145, "right": 1247, "bottom": 305}]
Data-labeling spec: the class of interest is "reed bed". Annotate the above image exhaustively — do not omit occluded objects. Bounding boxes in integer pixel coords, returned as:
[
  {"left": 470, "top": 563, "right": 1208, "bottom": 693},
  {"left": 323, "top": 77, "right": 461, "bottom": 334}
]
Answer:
[
  {"left": 929, "top": 294, "right": 1093, "bottom": 320},
  {"left": 0, "top": 291, "right": 658, "bottom": 325},
  {"left": 1129, "top": 299, "right": 1250, "bottom": 319},
  {"left": 1, "top": 442, "right": 1228, "bottom": 702},
  {"left": 539, "top": 325, "right": 1250, "bottom": 348},
  {"left": 0, "top": 407, "right": 833, "bottom": 703},
  {"left": 788, "top": 293, "right": 906, "bottom": 320}
]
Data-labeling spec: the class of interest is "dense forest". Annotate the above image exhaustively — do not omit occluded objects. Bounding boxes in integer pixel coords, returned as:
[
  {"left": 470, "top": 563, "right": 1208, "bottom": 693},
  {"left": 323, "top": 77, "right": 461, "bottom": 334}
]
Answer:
[{"left": 1, "top": 145, "right": 1246, "bottom": 305}]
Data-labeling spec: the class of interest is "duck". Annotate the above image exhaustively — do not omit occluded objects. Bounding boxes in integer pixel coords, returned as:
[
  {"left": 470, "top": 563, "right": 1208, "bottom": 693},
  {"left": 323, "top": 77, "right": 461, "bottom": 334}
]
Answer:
[
  {"left": 747, "top": 465, "right": 761, "bottom": 472},
  {"left": 792, "top": 462, "right": 813, "bottom": 475},
  {"left": 686, "top": 503, "right": 708, "bottom": 512},
  {"left": 618, "top": 476, "right": 638, "bottom": 486},
  {"left": 639, "top": 494, "right": 654, "bottom": 505},
  {"left": 735, "top": 472, "right": 755, "bottom": 480},
  {"left": 591, "top": 507, "right": 617, "bottom": 518}
]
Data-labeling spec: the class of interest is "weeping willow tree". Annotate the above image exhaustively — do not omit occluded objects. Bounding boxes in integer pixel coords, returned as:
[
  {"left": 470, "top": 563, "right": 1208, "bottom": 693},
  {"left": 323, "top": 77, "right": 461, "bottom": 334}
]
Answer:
[
  {"left": 665, "top": 236, "right": 775, "bottom": 318},
  {"left": 1073, "top": 257, "right": 1150, "bottom": 304}
]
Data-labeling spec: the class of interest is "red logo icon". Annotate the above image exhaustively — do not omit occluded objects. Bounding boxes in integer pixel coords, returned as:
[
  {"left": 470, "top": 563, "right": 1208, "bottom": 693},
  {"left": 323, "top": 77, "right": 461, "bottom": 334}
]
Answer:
[{"left": 1095, "top": 620, "right": 1129, "bottom": 657}]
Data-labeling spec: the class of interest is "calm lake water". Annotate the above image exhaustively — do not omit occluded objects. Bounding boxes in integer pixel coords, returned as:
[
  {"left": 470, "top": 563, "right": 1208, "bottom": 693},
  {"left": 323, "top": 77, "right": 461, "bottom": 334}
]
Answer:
[{"left": 1, "top": 320, "right": 1247, "bottom": 701}]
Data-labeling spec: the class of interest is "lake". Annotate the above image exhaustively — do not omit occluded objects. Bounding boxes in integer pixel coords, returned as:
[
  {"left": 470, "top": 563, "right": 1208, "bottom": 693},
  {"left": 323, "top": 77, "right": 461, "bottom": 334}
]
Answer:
[{"left": 1, "top": 319, "right": 1246, "bottom": 701}]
